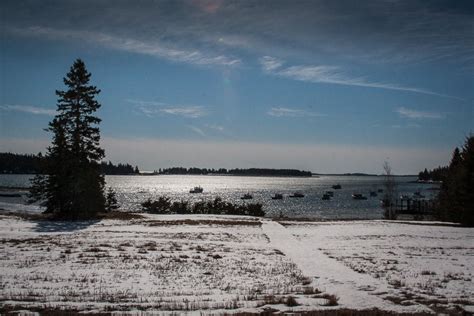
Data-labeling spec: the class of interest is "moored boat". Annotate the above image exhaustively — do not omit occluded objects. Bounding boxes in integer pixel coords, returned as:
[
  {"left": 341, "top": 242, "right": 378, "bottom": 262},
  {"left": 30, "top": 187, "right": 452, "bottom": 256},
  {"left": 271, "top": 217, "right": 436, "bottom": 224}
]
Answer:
[
  {"left": 352, "top": 193, "right": 367, "bottom": 200},
  {"left": 241, "top": 193, "right": 253, "bottom": 200},
  {"left": 322, "top": 193, "right": 331, "bottom": 200},
  {"left": 332, "top": 184, "right": 342, "bottom": 190},
  {"left": 413, "top": 191, "right": 425, "bottom": 199},
  {"left": 189, "top": 186, "right": 204, "bottom": 193},
  {"left": 271, "top": 193, "right": 283, "bottom": 200},
  {"left": 289, "top": 192, "right": 305, "bottom": 198}
]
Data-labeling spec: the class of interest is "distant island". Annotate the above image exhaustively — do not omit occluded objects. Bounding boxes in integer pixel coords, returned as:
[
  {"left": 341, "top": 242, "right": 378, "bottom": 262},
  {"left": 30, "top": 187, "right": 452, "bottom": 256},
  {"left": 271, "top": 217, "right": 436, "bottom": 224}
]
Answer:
[
  {"left": 313, "top": 172, "right": 378, "bottom": 176},
  {"left": 0, "top": 152, "right": 140, "bottom": 175},
  {"left": 313, "top": 173, "right": 417, "bottom": 177},
  {"left": 157, "top": 167, "right": 312, "bottom": 177}
]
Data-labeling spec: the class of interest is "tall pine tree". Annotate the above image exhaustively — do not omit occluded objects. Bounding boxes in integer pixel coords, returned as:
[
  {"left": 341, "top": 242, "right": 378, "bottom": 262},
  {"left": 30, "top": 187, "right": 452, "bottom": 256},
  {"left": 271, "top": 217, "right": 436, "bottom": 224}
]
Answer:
[
  {"left": 436, "top": 136, "right": 474, "bottom": 226},
  {"left": 30, "top": 59, "right": 105, "bottom": 219}
]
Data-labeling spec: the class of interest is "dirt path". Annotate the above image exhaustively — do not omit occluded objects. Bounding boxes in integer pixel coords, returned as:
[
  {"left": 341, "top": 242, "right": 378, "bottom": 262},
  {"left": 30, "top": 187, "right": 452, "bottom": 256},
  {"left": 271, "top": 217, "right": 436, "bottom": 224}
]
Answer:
[{"left": 261, "top": 220, "right": 431, "bottom": 313}]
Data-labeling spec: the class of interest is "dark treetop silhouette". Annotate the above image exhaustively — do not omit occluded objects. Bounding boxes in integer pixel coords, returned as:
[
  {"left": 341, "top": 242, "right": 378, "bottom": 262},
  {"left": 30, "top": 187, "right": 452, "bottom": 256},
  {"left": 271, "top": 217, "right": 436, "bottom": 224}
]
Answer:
[{"left": 435, "top": 135, "right": 474, "bottom": 226}]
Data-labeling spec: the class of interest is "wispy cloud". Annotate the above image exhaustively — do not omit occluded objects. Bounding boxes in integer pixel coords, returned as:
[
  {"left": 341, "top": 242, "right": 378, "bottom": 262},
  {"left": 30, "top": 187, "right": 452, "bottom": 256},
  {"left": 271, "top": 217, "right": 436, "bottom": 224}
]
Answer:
[
  {"left": 391, "top": 123, "right": 421, "bottom": 129},
  {"left": 129, "top": 100, "right": 208, "bottom": 118},
  {"left": 260, "top": 56, "right": 283, "bottom": 72},
  {"left": 260, "top": 56, "right": 461, "bottom": 99},
  {"left": 0, "top": 104, "right": 55, "bottom": 116},
  {"left": 11, "top": 26, "right": 241, "bottom": 67},
  {"left": 205, "top": 124, "right": 225, "bottom": 132},
  {"left": 3, "top": 1, "right": 473, "bottom": 70},
  {"left": 160, "top": 106, "right": 207, "bottom": 118},
  {"left": 396, "top": 107, "right": 444, "bottom": 119},
  {"left": 267, "top": 107, "right": 325, "bottom": 118},
  {"left": 188, "top": 125, "right": 206, "bottom": 136}
]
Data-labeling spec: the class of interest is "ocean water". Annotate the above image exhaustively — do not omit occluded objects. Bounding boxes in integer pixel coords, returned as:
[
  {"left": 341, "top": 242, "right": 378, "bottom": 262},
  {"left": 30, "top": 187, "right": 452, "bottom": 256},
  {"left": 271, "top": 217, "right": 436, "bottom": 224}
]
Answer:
[{"left": 0, "top": 174, "right": 439, "bottom": 219}]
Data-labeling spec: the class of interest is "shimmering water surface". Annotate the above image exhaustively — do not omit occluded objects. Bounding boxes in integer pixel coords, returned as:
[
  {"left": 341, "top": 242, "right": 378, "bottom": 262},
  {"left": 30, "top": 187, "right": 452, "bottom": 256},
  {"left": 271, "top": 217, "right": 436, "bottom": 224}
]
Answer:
[{"left": 0, "top": 174, "right": 439, "bottom": 219}]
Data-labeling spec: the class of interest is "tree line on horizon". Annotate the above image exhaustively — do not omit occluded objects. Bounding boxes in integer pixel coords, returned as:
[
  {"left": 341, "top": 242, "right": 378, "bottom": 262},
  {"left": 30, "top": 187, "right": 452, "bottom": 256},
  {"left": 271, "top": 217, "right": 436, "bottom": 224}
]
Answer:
[
  {"left": 158, "top": 167, "right": 312, "bottom": 177},
  {"left": 0, "top": 152, "right": 139, "bottom": 175},
  {"left": 418, "top": 166, "right": 449, "bottom": 182}
]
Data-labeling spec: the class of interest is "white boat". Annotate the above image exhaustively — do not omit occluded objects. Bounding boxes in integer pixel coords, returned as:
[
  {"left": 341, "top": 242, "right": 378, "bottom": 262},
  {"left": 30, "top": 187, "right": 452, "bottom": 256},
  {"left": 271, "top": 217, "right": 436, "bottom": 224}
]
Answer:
[
  {"left": 352, "top": 193, "right": 367, "bottom": 200},
  {"left": 189, "top": 186, "right": 203, "bottom": 193}
]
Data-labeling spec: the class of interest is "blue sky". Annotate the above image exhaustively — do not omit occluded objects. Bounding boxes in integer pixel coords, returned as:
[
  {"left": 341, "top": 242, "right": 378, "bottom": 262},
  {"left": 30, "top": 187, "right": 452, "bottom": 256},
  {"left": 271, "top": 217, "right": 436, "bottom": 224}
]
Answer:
[{"left": 0, "top": 0, "right": 473, "bottom": 174}]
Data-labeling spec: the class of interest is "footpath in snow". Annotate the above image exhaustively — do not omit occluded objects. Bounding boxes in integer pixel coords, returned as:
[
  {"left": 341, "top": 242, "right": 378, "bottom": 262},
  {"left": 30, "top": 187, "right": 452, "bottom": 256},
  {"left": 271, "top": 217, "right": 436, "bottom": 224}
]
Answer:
[{"left": 263, "top": 220, "right": 434, "bottom": 314}]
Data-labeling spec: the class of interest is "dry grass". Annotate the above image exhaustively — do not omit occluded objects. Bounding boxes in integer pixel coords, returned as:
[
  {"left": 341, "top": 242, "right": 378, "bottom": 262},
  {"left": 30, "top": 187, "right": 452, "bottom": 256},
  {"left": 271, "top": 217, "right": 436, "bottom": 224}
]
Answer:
[
  {"left": 313, "top": 293, "right": 339, "bottom": 306},
  {"left": 0, "top": 306, "right": 436, "bottom": 315}
]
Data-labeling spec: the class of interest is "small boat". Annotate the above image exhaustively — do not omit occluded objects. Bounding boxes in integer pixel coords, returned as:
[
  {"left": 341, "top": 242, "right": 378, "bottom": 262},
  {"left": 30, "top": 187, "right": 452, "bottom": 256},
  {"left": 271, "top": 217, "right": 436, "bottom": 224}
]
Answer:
[
  {"left": 369, "top": 191, "right": 378, "bottom": 197},
  {"left": 325, "top": 191, "right": 334, "bottom": 197},
  {"left": 271, "top": 193, "right": 283, "bottom": 200},
  {"left": 241, "top": 193, "right": 253, "bottom": 200},
  {"left": 322, "top": 193, "right": 331, "bottom": 200},
  {"left": 413, "top": 191, "right": 425, "bottom": 199},
  {"left": 377, "top": 189, "right": 384, "bottom": 193},
  {"left": 332, "top": 184, "right": 342, "bottom": 190},
  {"left": 289, "top": 192, "right": 305, "bottom": 198},
  {"left": 189, "top": 186, "right": 204, "bottom": 193},
  {"left": 352, "top": 193, "right": 367, "bottom": 200}
]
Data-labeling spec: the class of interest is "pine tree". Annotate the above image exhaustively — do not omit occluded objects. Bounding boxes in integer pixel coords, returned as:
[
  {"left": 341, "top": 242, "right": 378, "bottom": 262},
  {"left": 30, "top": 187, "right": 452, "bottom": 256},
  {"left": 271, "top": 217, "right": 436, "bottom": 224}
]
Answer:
[
  {"left": 105, "top": 187, "right": 119, "bottom": 212},
  {"left": 30, "top": 59, "right": 106, "bottom": 219},
  {"left": 436, "top": 136, "right": 474, "bottom": 226}
]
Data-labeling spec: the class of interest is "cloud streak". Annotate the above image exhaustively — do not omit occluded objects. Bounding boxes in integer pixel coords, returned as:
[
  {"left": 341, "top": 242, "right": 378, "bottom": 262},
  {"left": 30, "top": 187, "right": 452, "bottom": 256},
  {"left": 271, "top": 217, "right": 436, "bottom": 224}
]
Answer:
[
  {"left": 129, "top": 100, "right": 208, "bottom": 118},
  {"left": 188, "top": 125, "right": 206, "bottom": 136},
  {"left": 267, "top": 107, "right": 325, "bottom": 118},
  {"left": 260, "top": 56, "right": 461, "bottom": 99},
  {"left": 205, "top": 124, "right": 225, "bottom": 132},
  {"left": 161, "top": 106, "right": 207, "bottom": 118},
  {"left": 396, "top": 107, "right": 444, "bottom": 119},
  {"left": 3, "top": 1, "right": 473, "bottom": 70},
  {"left": 11, "top": 26, "right": 241, "bottom": 67},
  {"left": 0, "top": 104, "right": 56, "bottom": 116}
]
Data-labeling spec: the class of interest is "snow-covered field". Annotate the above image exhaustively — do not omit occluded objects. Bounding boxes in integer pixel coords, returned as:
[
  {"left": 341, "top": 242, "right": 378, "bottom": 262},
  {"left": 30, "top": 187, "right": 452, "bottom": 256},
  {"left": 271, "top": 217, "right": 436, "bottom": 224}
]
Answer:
[{"left": 0, "top": 214, "right": 473, "bottom": 314}]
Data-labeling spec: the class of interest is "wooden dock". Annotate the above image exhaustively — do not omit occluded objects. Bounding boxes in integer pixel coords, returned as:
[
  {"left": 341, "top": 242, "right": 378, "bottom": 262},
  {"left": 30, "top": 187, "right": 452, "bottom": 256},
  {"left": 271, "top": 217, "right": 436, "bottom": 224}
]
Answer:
[{"left": 394, "top": 198, "right": 436, "bottom": 215}]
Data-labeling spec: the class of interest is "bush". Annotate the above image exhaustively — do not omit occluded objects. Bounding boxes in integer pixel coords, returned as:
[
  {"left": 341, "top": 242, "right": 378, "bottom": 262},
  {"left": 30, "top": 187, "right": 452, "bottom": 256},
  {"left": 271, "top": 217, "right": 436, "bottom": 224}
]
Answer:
[
  {"left": 141, "top": 196, "right": 171, "bottom": 214},
  {"left": 286, "top": 296, "right": 298, "bottom": 307},
  {"left": 141, "top": 196, "right": 265, "bottom": 217},
  {"left": 245, "top": 203, "right": 265, "bottom": 217},
  {"left": 170, "top": 201, "right": 190, "bottom": 214},
  {"left": 105, "top": 187, "right": 119, "bottom": 212}
]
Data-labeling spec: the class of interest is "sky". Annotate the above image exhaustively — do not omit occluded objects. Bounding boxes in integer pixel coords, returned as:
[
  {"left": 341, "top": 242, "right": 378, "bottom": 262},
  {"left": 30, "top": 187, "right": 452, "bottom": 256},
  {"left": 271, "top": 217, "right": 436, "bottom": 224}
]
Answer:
[{"left": 0, "top": 0, "right": 473, "bottom": 174}]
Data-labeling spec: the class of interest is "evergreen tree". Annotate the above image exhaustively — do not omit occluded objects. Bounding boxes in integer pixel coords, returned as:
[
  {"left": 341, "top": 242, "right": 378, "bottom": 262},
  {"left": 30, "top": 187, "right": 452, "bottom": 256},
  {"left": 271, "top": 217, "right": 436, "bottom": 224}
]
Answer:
[
  {"left": 437, "top": 136, "right": 474, "bottom": 226},
  {"left": 30, "top": 59, "right": 105, "bottom": 219},
  {"left": 105, "top": 187, "right": 119, "bottom": 212}
]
